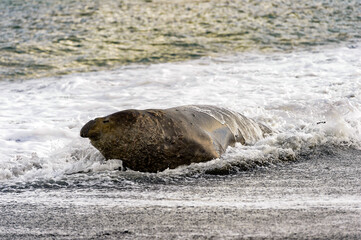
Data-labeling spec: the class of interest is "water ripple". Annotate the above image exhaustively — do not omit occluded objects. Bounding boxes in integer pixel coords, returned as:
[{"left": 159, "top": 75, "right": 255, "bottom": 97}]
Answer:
[{"left": 0, "top": 0, "right": 360, "bottom": 81}]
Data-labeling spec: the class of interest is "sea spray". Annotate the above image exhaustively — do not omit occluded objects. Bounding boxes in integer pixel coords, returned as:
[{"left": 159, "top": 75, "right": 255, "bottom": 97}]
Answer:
[{"left": 1, "top": 45, "right": 360, "bottom": 184}]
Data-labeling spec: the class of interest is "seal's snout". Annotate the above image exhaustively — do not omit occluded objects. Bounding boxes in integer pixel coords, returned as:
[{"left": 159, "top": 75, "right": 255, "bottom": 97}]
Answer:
[{"left": 80, "top": 119, "right": 96, "bottom": 138}]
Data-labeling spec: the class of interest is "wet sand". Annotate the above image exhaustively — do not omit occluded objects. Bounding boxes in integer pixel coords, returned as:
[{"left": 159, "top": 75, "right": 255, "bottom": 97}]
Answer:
[{"left": 1, "top": 148, "right": 360, "bottom": 239}]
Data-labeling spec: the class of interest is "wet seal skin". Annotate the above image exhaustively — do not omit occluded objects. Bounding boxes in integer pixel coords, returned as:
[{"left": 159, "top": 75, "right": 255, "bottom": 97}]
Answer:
[{"left": 80, "top": 105, "right": 272, "bottom": 172}]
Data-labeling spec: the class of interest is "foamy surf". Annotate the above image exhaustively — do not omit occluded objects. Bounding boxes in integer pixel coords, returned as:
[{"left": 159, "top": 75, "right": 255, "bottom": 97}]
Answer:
[{"left": 1, "top": 44, "right": 360, "bottom": 185}]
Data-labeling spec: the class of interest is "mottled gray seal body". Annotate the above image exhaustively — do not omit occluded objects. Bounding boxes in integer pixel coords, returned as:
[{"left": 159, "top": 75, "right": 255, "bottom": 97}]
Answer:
[{"left": 80, "top": 105, "right": 271, "bottom": 172}]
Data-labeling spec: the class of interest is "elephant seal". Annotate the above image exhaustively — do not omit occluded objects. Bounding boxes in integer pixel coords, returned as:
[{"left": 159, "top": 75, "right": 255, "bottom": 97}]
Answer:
[{"left": 80, "top": 105, "right": 271, "bottom": 172}]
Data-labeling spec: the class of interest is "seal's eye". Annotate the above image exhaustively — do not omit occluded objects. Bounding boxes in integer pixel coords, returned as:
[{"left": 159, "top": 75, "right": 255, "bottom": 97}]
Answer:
[{"left": 103, "top": 119, "right": 110, "bottom": 123}]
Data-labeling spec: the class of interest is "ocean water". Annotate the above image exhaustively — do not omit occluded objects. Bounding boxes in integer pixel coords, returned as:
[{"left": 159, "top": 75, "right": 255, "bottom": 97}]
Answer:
[
  {"left": 1, "top": 0, "right": 360, "bottom": 81},
  {"left": 1, "top": 0, "right": 361, "bottom": 239}
]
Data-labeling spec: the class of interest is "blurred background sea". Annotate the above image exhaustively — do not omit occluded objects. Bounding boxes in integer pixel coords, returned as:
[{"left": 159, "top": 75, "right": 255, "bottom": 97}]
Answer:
[{"left": 1, "top": 0, "right": 360, "bottom": 81}]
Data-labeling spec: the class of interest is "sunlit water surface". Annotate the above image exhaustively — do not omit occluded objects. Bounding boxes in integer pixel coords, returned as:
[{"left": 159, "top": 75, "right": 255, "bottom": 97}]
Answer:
[{"left": 1, "top": 0, "right": 360, "bottom": 80}]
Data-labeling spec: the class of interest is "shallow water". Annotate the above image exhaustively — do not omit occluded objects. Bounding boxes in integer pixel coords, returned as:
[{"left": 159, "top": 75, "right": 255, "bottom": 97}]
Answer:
[{"left": 1, "top": 44, "right": 361, "bottom": 185}]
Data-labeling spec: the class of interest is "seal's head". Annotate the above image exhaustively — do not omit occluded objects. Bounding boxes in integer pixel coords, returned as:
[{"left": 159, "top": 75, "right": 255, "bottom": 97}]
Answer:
[
  {"left": 80, "top": 110, "right": 142, "bottom": 160},
  {"left": 80, "top": 119, "right": 98, "bottom": 139},
  {"left": 81, "top": 110, "right": 138, "bottom": 138}
]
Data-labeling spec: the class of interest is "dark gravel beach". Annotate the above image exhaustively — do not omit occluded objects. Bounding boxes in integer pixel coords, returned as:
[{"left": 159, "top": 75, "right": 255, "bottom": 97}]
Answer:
[{"left": 1, "top": 147, "right": 360, "bottom": 239}]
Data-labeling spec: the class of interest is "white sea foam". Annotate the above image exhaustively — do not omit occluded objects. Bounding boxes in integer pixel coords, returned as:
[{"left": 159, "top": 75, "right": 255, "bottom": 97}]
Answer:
[{"left": 1, "top": 44, "right": 360, "bottom": 182}]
